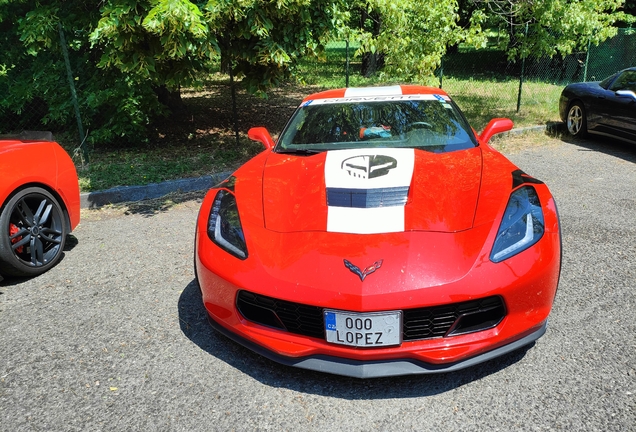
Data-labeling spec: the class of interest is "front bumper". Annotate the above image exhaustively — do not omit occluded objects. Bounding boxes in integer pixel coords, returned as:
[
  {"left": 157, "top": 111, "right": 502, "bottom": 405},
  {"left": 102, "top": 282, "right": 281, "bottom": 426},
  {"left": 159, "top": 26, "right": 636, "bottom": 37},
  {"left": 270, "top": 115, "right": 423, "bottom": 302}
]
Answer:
[
  {"left": 207, "top": 313, "right": 547, "bottom": 378},
  {"left": 195, "top": 225, "right": 560, "bottom": 370}
]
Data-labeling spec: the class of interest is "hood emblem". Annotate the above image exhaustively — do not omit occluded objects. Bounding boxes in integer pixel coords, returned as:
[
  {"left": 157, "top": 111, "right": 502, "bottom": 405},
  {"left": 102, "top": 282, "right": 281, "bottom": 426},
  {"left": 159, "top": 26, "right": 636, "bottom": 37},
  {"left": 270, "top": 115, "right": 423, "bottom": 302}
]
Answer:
[
  {"left": 344, "top": 259, "right": 383, "bottom": 281},
  {"left": 341, "top": 155, "right": 397, "bottom": 179}
]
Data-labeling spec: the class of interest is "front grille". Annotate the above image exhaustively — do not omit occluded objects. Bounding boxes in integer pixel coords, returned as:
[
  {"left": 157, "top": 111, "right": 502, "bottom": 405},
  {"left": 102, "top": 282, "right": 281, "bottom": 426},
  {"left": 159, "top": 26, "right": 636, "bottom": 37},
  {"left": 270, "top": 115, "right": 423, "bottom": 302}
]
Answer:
[
  {"left": 236, "top": 290, "right": 324, "bottom": 338},
  {"left": 402, "top": 296, "right": 506, "bottom": 340},
  {"left": 236, "top": 291, "right": 505, "bottom": 342}
]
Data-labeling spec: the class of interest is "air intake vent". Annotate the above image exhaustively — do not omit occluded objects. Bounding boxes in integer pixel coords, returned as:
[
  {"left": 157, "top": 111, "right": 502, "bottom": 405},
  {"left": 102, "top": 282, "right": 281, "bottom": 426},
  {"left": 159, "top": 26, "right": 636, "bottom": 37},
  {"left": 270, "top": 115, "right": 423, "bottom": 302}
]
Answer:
[
  {"left": 403, "top": 296, "right": 506, "bottom": 340},
  {"left": 236, "top": 291, "right": 505, "bottom": 342},
  {"left": 236, "top": 291, "right": 324, "bottom": 338}
]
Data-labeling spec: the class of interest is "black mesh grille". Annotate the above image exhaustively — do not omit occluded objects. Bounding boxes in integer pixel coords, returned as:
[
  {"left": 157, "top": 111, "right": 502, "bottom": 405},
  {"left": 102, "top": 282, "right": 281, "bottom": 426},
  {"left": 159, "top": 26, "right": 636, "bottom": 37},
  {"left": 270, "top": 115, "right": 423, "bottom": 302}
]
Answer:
[
  {"left": 237, "top": 290, "right": 324, "bottom": 338},
  {"left": 236, "top": 291, "right": 505, "bottom": 342},
  {"left": 403, "top": 296, "right": 505, "bottom": 340}
]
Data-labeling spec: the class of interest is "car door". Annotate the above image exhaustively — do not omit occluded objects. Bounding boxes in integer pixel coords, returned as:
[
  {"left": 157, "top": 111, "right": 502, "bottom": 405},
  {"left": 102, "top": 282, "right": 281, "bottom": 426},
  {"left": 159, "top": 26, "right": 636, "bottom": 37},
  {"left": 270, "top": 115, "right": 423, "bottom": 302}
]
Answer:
[{"left": 605, "top": 70, "right": 636, "bottom": 140}]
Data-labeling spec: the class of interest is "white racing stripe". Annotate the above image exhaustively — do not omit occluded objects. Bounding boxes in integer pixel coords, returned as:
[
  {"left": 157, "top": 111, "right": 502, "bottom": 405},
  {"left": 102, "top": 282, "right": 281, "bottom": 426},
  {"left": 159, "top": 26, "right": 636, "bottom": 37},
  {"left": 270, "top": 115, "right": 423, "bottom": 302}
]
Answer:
[
  {"left": 344, "top": 86, "right": 402, "bottom": 97},
  {"left": 306, "top": 93, "right": 439, "bottom": 106},
  {"left": 327, "top": 206, "right": 406, "bottom": 234},
  {"left": 325, "top": 148, "right": 415, "bottom": 234}
]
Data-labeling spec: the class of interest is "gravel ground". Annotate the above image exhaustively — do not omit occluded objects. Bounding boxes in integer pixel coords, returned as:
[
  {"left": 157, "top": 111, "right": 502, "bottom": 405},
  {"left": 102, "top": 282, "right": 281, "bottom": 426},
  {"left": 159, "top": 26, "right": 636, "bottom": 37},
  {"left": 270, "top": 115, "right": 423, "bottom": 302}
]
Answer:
[{"left": 1, "top": 135, "right": 635, "bottom": 431}]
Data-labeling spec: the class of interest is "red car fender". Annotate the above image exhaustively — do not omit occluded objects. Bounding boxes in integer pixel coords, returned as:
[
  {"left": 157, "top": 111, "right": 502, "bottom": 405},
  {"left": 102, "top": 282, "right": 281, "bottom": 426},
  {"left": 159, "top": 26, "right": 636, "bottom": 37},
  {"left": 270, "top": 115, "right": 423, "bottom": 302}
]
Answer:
[
  {"left": 0, "top": 140, "right": 80, "bottom": 232},
  {"left": 52, "top": 143, "right": 80, "bottom": 230}
]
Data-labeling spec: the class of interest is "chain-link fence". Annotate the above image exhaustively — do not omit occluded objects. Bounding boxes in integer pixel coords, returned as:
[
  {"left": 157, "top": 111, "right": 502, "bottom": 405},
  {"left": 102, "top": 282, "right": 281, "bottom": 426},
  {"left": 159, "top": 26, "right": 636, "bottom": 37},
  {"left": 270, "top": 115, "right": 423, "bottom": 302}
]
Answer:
[
  {"left": 2, "top": 28, "right": 635, "bottom": 140},
  {"left": 314, "top": 28, "right": 636, "bottom": 129},
  {"left": 445, "top": 28, "right": 636, "bottom": 128}
]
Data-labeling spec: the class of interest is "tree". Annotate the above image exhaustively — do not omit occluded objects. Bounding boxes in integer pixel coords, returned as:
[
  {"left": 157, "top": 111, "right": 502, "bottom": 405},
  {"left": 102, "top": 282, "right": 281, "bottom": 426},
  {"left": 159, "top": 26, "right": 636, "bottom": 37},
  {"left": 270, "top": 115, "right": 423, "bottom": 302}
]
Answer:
[
  {"left": 475, "top": 0, "right": 635, "bottom": 60},
  {"left": 0, "top": 1, "right": 189, "bottom": 144},
  {"left": 1, "top": 0, "right": 346, "bottom": 144},
  {"left": 619, "top": 0, "right": 636, "bottom": 23},
  {"left": 352, "top": 0, "right": 487, "bottom": 82},
  {"left": 90, "top": 0, "right": 216, "bottom": 111},
  {"left": 202, "top": 0, "right": 348, "bottom": 94}
]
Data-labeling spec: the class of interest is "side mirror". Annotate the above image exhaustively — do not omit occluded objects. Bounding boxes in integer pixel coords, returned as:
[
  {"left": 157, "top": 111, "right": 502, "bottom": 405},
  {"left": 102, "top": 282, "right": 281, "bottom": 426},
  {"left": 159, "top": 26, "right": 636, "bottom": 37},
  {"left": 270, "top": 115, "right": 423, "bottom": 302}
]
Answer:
[
  {"left": 479, "top": 118, "right": 514, "bottom": 144},
  {"left": 616, "top": 90, "right": 636, "bottom": 101},
  {"left": 247, "top": 127, "right": 275, "bottom": 150}
]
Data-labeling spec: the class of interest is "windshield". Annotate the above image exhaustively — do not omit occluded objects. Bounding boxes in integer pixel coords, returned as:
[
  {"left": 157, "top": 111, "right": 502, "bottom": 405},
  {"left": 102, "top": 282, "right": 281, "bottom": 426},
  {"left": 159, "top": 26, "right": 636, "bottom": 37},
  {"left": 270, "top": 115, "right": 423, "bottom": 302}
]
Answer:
[
  {"left": 600, "top": 72, "right": 619, "bottom": 89},
  {"left": 276, "top": 95, "right": 477, "bottom": 154}
]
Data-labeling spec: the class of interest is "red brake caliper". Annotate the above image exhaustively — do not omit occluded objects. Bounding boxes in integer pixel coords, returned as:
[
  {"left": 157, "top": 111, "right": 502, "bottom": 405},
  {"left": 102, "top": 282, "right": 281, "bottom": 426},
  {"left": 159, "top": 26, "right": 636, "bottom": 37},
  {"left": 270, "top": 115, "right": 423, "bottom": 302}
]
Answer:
[{"left": 9, "top": 223, "right": 24, "bottom": 253}]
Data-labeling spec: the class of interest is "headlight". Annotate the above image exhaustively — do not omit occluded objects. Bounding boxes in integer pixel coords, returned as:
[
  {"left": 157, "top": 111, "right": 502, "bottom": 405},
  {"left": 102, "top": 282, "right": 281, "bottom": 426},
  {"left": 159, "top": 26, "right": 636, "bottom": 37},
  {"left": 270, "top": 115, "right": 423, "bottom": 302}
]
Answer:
[
  {"left": 490, "top": 186, "right": 544, "bottom": 263},
  {"left": 207, "top": 190, "right": 248, "bottom": 259}
]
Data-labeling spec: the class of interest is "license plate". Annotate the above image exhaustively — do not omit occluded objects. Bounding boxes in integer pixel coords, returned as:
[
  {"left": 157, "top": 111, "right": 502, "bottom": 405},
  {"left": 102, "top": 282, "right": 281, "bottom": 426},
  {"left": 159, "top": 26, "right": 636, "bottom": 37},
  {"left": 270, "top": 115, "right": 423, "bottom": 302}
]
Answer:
[{"left": 324, "top": 309, "right": 402, "bottom": 347}]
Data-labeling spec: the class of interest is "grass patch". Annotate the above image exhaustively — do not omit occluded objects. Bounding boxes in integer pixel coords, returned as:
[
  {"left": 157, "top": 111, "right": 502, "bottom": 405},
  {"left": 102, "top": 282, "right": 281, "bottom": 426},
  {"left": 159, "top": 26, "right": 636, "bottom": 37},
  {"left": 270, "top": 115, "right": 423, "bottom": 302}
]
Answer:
[
  {"left": 444, "top": 78, "right": 562, "bottom": 130},
  {"left": 73, "top": 137, "right": 260, "bottom": 192},
  {"left": 70, "top": 81, "right": 306, "bottom": 192},
  {"left": 490, "top": 129, "right": 565, "bottom": 155},
  {"left": 72, "top": 46, "right": 564, "bottom": 192}
]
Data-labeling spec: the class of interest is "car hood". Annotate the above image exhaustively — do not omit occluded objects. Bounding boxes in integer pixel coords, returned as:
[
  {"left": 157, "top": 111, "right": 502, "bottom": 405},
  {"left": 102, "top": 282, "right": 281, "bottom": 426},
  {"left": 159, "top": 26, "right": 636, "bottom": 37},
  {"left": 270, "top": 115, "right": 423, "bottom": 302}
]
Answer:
[
  {"left": 262, "top": 147, "right": 482, "bottom": 234},
  {"left": 564, "top": 81, "right": 602, "bottom": 93}
]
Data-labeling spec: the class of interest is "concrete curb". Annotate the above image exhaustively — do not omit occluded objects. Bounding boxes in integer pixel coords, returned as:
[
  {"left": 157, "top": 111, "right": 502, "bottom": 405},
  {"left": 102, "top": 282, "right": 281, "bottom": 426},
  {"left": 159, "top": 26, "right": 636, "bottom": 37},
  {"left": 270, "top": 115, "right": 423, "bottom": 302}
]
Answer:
[
  {"left": 80, "top": 171, "right": 232, "bottom": 209},
  {"left": 80, "top": 123, "right": 566, "bottom": 209},
  {"left": 506, "top": 121, "right": 564, "bottom": 136}
]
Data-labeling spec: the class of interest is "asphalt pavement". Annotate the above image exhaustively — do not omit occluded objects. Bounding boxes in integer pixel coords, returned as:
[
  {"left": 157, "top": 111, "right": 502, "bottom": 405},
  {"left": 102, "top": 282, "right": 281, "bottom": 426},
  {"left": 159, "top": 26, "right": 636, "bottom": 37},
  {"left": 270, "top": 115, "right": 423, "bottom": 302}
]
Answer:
[{"left": 1, "top": 135, "right": 635, "bottom": 431}]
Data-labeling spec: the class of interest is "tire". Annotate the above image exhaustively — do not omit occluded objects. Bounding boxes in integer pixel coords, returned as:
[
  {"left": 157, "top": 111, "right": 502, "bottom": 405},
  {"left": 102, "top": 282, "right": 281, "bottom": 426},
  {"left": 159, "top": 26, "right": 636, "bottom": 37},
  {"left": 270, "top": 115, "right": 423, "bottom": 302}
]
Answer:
[
  {"left": 566, "top": 102, "right": 588, "bottom": 137},
  {"left": 0, "top": 187, "right": 68, "bottom": 277}
]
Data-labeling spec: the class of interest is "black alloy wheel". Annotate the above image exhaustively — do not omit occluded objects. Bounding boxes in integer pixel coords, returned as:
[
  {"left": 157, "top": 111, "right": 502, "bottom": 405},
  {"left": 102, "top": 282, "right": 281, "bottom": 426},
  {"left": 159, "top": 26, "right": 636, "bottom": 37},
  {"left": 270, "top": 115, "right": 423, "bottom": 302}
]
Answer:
[
  {"left": 0, "top": 187, "right": 68, "bottom": 277},
  {"left": 566, "top": 102, "right": 588, "bottom": 137}
]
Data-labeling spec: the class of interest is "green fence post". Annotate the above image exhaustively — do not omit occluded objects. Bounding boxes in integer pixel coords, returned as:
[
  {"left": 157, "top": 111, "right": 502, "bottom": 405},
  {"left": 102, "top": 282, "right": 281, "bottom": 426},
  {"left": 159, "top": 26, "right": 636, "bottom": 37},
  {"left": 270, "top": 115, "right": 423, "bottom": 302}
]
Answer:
[
  {"left": 516, "top": 23, "right": 528, "bottom": 113},
  {"left": 345, "top": 39, "right": 350, "bottom": 88},
  {"left": 516, "top": 56, "right": 526, "bottom": 113},
  {"left": 583, "top": 40, "right": 591, "bottom": 82},
  {"left": 229, "top": 61, "right": 239, "bottom": 147},
  {"left": 58, "top": 22, "right": 87, "bottom": 161}
]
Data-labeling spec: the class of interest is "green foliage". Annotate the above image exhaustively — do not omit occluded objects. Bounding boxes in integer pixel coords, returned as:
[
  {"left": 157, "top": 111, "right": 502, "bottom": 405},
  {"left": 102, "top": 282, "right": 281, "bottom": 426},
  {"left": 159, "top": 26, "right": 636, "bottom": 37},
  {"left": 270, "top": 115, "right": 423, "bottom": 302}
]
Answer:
[
  {"left": 0, "top": 0, "right": 168, "bottom": 144},
  {"left": 1, "top": 0, "right": 346, "bottom": 144},
  {"left": 90, "top": 0, "right": 217, "bottom": 88},
  {"left": 203, "top": 0, "right": 348, "bottom": 93},
  {"left": 347, "top": 0, "right": 487, "bottom": 83},
  {"left": 346, "top": 0, "right": 634, "bottom": 80},
  {"left": 476, "top": 0, "right": 636, "bottom": 60},
  {"left": 1, "top": 0, "right": 633, "bottom": 148}
]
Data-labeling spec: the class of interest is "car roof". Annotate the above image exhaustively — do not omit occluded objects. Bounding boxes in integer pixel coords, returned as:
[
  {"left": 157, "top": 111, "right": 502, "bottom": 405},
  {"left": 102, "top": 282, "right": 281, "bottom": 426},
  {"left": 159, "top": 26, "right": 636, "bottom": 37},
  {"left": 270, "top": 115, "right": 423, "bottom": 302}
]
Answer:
[
  {"left": 0, "top": 131, "right": 54, "bottom": 142},
  {"left": 615, "top": 66, "right": 636, "bottom": 75},
  {"left": 302, "top": 85, "right": 450, "bottom": 103}
]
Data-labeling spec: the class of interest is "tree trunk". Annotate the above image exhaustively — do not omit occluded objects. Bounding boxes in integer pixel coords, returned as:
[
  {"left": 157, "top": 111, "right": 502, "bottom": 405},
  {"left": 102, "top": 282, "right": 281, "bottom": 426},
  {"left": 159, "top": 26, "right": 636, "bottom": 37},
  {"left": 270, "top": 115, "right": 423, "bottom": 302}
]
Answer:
[
  {"left": 154, "top": 85, "right": 184, "bottom": 113},
  {"left": 359, "top": 8, "right": 384, "bottom": 77}
]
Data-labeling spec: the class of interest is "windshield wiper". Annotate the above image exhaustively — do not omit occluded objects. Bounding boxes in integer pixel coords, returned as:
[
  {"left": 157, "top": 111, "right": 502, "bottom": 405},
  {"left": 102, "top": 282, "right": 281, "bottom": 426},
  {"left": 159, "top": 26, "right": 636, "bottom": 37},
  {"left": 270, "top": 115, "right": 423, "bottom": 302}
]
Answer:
[{"left": 275, "top": 148, "right": 324, "bottom": 155}]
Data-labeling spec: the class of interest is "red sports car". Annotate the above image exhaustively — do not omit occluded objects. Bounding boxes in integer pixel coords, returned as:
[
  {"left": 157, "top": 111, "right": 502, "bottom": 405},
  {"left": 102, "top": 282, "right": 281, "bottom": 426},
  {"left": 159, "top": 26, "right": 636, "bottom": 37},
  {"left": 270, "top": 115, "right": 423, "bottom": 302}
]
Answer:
[
  {"left": 0, "top": 132, "right": 80, "bottom": 278},
  {"left": 194, "top": 85, "right": 561, "bottom": 378}
]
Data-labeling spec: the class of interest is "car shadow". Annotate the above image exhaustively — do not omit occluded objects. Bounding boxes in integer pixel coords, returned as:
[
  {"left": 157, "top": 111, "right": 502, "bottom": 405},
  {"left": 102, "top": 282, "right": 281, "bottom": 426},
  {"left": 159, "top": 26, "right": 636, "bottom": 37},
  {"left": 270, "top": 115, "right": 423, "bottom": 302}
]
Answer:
[
  {"left": 552, "top": 130, "right": 636, "bottom": 163},
  {"left": 94, "top": 191, "right": 207, "bottom": 218},
  {"left": 64, "top": 234, "right": 79, "bottom": 252},
  {"left": 0, "top": 234, "right": 78, "bottom": 286},
  {"left": 178, "top": 279, "right": 534, "bottom": 398},
  {"left": 0, "top": 275, "right": 30, "bottom": 286}
]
